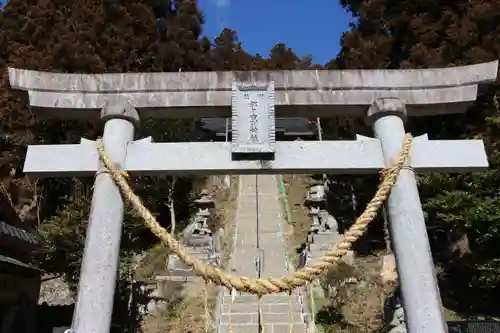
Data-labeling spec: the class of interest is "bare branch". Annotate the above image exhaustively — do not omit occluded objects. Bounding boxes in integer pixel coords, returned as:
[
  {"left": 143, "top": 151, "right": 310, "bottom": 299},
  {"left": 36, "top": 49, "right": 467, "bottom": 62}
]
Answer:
[
  {"left": 166, "top": 177, "right": 177, "bottom": 236},
  {"left": 18, "top": 178, "right": 40, "bottom": 222}
]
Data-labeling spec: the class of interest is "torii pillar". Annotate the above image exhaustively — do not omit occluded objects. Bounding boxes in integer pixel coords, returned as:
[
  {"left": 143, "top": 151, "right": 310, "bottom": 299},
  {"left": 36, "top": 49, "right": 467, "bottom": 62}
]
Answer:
[
  {"left": 70, "top": 103, "right": 139, "bottom": 333},
  {"left": 367, "top": 98, "right": 445, "bottom": 333}
]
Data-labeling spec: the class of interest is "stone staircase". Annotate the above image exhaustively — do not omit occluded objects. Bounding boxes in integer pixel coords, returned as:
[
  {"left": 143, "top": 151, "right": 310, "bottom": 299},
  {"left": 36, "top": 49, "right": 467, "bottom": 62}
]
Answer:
[
  {"left": 161, "top": 192, "right": 219, "bottom": 283},
  {"left": 308, "top": 232, "right": 343, "bottom": 262},
  {"left": 150, "top": 192, "right": 219, "bottom": 314},
  {"left": 216, "top": 175, "right": 309, "bottom": 333},
  {"left": 149, "top": 233, "right": 218, "bottom": 314},
  {"left": 302, "top": 180, "right": 355, "bottom": 302},
  {"left": 219, "top": 292, "right": 307, "bottom": 333},
  {"left": 163, "top": 246, "right": 218, "bottom": 282}
]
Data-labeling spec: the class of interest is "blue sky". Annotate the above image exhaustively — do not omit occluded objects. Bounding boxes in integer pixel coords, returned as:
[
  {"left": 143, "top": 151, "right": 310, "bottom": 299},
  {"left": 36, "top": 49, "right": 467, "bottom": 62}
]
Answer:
[
  {"left": 0, "top": 0, "right": 354, "bottom": 65},
  {"left": 199, "top": 0, "right": 355, "bottom": 65}
]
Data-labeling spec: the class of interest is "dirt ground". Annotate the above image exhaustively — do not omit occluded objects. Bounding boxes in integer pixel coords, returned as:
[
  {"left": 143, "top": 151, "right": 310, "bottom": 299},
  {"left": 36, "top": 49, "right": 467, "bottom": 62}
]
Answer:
[
  {"left": 278, "top": 174, "right": 400, "bottom": 332},
  {"left": 140, "top": 176, "right": 239, "bottom": 333},
  {"left": 280, "top": 174, "right": 313, "bottom": 262},
  {"left": 141, "top": 282, "right": 218, "bottom": 333},
  {"left": 318, "top": 254, "right": 398, "bottom": 333},
  {"left": 277, "top": 174, "right": 482, "bottom": 332}
]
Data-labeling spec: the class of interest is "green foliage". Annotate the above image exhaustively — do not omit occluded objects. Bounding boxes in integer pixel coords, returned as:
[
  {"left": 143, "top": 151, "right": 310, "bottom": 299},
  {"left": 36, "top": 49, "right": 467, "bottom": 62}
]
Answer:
[
  {"left": 0, "top": 0, "right": 212, "bottom": 288},
  {"left": 33, "top": 179, "right": 150, "bottom": 288},
  {"left": 2, "top": 0, "right": 500, "bottom": 322},
  {"left": 337, "top": 0, "right": 500, "bottom": 316},
  {"left": 0, "top": 0, "right": 320, "bottom": 289}
]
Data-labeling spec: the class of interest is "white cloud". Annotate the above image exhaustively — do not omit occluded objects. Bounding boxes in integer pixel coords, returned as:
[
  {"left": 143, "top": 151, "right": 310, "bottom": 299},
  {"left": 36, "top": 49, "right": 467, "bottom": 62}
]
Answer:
[
  {"left": 212, "top": 0, "right": 231, "bottom": 29},
  {"left": 214, "top": 0, "right": 231, "bottom": 9}
]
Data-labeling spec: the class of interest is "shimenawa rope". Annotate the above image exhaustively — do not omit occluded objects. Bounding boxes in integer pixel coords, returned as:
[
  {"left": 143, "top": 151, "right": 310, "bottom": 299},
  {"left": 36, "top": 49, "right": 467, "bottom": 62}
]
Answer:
[{"left": 95, "top": 134, "right": 412, "bottom": 296}]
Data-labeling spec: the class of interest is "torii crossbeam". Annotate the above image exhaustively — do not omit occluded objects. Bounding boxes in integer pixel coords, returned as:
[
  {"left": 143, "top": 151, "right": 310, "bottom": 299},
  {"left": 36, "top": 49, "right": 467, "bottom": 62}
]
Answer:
[
  {"left": 9, "top": 60, "right": 498, "bottom": 333},
  {"left": 22, "top": 135, "right": 487, "bottom": 176}
]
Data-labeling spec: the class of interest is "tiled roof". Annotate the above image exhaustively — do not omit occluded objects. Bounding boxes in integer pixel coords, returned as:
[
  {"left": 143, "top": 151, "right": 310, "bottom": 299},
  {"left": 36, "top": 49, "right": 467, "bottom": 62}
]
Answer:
[
  {"left": 202, "top": 117, "right": 315, "bottom": 135},
  {"left": 0, "top": 220, "right": 38, "bottom": 244},
  {"left": 0, "top": 254, "right": 39, "bottom": 270}
]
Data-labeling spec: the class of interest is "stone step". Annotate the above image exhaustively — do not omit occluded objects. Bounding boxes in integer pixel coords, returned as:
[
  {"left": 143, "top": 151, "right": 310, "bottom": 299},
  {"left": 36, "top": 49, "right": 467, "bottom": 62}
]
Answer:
[
  {"left": 222, "top": 291, "right": 301, "bottom": 297},
  {"left": 167, "top": 266, "right": 196, "bottom": 275},
  {"left": 222, "top": 295, "right": 301, "bottom": 304},
  {"left": 166, "top": 267, "right": 197, "bottom": 275},
  {"left": 185, "top": 245, "right": 213, "bottom": 251},
  {"left": 171, "top": 248, "right": 215, "bottom": 256},
  {"left": 169, "top": 256, "right": 218, "bottom": 268},
  {"left": 309, "top": 244, "right": 331, "bottom": 252},
  {"left": 218, "top": 323, "right": 307, "bottom": 333},
  {"left": 309, "top": 241, "right": 337, "bottom": 248},
  {"left": 221, "top": 301, "right": 304, "bottom": 313},
  {"left": 307, "top": 250, "right": 355, "bottom": 266},
  {"left": 156, "top": 274, "right": 194, "bottom": 281},
  {"left": 311, "top": 233, "right": 342, "bottom": 244},
  {"left": 217, "top": 176, "right": 308, "bottom": 333},
  {"left": 155, "top": 273, "right": 199, "bottom": 282},
  {"left": 175, "top": 256, "right": 217, "bottom": 265},
  {"left": 220, "top": 313, "right": 305, "bottom": 324},
  {"left": 163, "top": 276, "right": 198, "bottom": 282},
  {"left": 181, "top": 250, "right": 214, "bottom": 255}
]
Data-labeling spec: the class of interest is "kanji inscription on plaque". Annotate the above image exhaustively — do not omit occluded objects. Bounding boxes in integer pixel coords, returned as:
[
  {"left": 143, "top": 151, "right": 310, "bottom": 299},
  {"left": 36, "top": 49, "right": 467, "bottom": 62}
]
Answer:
[{"left": 231, "top": 82, "right": 275, "bottom": 159}]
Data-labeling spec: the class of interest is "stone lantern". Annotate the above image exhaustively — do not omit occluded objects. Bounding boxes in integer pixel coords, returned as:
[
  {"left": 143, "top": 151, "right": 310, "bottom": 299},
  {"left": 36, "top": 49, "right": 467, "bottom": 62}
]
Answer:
[
  {"left": 305, "top": 180, "right": 327, "bottom": 237},
  {"left": 192, "top": 190, "right": 215, "bottom": 236}
]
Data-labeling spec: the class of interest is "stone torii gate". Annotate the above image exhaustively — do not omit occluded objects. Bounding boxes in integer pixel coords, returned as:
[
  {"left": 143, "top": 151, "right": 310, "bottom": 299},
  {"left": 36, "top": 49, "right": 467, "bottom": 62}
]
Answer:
[{"left": 8, "top": 60, "right": 498, "bottom": 333}]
